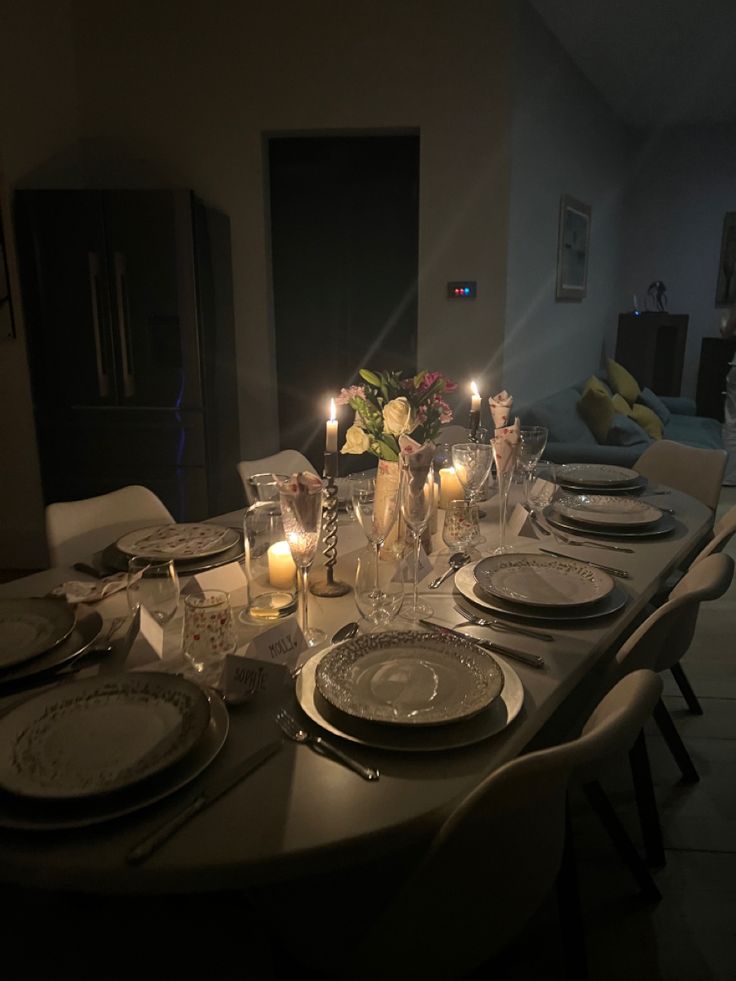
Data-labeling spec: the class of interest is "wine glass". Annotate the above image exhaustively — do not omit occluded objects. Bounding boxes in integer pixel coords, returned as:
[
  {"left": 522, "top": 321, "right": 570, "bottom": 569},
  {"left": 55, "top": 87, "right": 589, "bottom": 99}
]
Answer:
[
  {"left": 354, "top": 548, "right": 405, "bottom": 627},
  {"left": 400, "top": 464, "right": 435, "bottom": 622},
  {"left": 490, "top": 437, "right": 520, "bottom": 554},
  {"left": 518, "top": 427, "right": 549, "bottom": 505},
  {"left": 350, "top": 474, "right": 400, "bottom": 588},
  {"left": 451, "top": 443, "right": 494, "bottom": 505},
  {"left": 126, "top": 557, "right": 180, "bottom": 625},
  {"left": 278, "top": 476, "right": 325, "bottom": 647}
]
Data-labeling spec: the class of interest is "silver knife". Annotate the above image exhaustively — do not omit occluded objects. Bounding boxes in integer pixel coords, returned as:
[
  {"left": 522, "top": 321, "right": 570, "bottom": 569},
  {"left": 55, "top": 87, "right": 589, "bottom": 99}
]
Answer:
[
  {"left": 127, "top": 740, "right": 281, "bottom": 865},
  {"left": 419, "top": 619, "right": 545, "bottom": 669},
  {"left": 538, "top": 547, "right": 631, "bottom": 579}
]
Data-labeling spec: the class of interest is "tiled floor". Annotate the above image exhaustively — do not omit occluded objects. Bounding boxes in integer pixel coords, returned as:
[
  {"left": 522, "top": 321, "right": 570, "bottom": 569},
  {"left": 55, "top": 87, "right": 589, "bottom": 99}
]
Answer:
[{"left": 487, "top": 487, "right": 736, "bottom": 980}]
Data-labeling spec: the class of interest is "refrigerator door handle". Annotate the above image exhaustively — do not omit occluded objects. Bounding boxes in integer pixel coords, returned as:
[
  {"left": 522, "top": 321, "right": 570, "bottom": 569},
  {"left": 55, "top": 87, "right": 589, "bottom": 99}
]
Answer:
[
  {"left": 114, "top": 251, "right": 136, "bottom": 398},
  {"left": 87, "top": 252, "right": 110, "bottom": 398}
]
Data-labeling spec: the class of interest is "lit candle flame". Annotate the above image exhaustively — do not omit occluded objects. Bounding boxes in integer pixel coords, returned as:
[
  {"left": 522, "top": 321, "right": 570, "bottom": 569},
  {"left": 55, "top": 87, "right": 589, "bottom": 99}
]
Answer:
[
  {"left": 329, "top": 398, "right": 336, "bottom": 421},
  {"left": 470, "top": 380, "right": 479, "bottom": 397}
]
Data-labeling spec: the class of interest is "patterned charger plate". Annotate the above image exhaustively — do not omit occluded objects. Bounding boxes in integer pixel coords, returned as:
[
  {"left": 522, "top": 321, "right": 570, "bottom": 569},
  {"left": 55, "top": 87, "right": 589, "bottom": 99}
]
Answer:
[
  {"left": 315, "top": 631, "right": 505, "bottom": 726},
  {"left": 116, "top": 523, "right": 239, "bottom": 560},
  {"left": 556, "top": 463, "right": 640, "bottom": 487},
  {"left": 473, "top": 554, "right": 614, "bottom": 608},
  {"left": 0, "top": 672, "right": 211, "bottom": 800}
]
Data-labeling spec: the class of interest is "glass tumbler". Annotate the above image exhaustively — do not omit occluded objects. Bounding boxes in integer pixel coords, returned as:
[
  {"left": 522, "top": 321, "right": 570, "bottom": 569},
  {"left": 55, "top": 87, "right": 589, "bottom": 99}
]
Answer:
[
  {"left": 241, "top": 501, "right": 297, "bottom": 624},
  {"left": 442, "top": 500, "right": 480, "bottom": 553},
  {"left": 183, "top": 589, "right": 237, "bottom": 675},
  {"left": 126, "top": 557, "right": 180, "bottom": 625}
]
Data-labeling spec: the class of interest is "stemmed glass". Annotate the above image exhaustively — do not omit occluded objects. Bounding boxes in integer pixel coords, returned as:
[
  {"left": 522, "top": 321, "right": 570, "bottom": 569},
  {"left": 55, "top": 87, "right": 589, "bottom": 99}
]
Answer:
[
  {"left": 126, "top": 557, "right": 180, "bottom": 625},
  {"left": 400, "top": 464, "right": 435, "bottom": 622},
  {"left": 490, "top": 437, "right": 520, "bottom": 554},
  {"left": 452, "top": 442, "right": 494, "bottom": 543},
  {"left": 518, "top": 427, "right": 548, "bottom": 505},
  {"left": 350, "top": 475, "right": 401, "bottom": 589},
  {"left": 278, "top": 475, "right": 325, "bottom": 647},
  {"left": 354, "top": 548, "right": 404, "bottom": 627}
]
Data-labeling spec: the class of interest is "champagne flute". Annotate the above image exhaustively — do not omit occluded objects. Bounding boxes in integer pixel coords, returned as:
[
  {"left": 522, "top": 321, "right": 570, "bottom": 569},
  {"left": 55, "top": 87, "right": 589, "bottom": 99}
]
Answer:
[
  {"left": 400, "top": 463, "right": 435, "bottom": 622},
  {"left": 278, "top": 474, "right": 325, "bottom": 647},
  {"left": 126, "top": 557, "right": 180, "bottom": 625},
  {"left": 350, "top": 475, "right": 400, "bottom": 589},
  {"left": 518, "top": 426, "right": 548, "bottom": 505},
  {"left": 354, "top": 548, "right": 404, "bottom": 627},
  {"left": 491, "top": 437, "right": 520, "bottom": 554}
]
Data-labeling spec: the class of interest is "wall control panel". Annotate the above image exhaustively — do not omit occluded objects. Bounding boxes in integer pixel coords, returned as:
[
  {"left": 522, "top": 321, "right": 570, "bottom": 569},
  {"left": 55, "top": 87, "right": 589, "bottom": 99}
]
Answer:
[{"left": 447, "top": 281, "right": 477, "bottom": 299}]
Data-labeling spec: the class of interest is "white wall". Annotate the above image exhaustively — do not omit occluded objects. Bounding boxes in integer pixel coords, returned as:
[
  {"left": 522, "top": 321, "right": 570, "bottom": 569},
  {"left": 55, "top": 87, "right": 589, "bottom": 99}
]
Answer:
[
  {"left": 0, "top": 0, "right": 81, "bottom": 567},
  {"left": 621, "top": 122, "right": 736, "bottom": 399},
  {"left": 503, "top": 1, "right": 629, "bottom": 406}
]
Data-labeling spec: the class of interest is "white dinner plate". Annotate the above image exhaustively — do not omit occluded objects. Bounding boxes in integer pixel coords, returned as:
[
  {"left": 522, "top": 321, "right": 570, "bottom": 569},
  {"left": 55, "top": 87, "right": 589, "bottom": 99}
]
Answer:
[
  {"left": 556, "top": 463, "right": 640, "bottom": 488},
  {"left": 315, "top": 630, "right": 505, "bottom": 726},
  {"left": 544, "top": 508, "right": 676, "bottom": 540},
  {"left": 0, "top": 612, "right": 103, "bottom": 688},
  {"left": 0, "top": 692, "right": 229, "bottom": 831},
  {"left": 455, "top": 564, "right": 628, "bottom": 622},
  {"left": 556, "top": 495, "right": 662, "bottom": 527},
  {"left": 473, "top": 554, "right": 614, "bottom": 609},
  {"left": 297, "top": 645, "right": 523, "bottom": 751},
  {"left": 0, "top": 672, "right": 211, "bottom": 800},
  {"left": 116, "top": 523, "right": 238, "bottom": 560},
  {"left": 0, "top": 598, "right": 76, "bottom": 671}
]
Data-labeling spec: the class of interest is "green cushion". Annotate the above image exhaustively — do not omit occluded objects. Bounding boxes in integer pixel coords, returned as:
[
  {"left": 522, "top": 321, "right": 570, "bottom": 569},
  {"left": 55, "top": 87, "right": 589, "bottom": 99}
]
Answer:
[
  {"left": 577, "top": 387, "right": 615, "bottom": 444},
  {"left": 631, "top": 403, "right": 663, "bottom": 439},
  {"left": 607, "top": 358, "right": 641, "bottom": 404},
  {"left": 611, "top": 392, "right": 632, "bottom": 416}
]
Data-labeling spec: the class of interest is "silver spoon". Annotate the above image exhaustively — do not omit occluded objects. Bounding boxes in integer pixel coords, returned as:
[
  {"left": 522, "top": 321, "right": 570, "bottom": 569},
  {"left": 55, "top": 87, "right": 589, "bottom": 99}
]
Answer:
[
  {"left": 331, "top": 621, "right": 359, "bottom": 643},
  {"left": 429, "top": 552, "right": 470, "bottom": 589}
]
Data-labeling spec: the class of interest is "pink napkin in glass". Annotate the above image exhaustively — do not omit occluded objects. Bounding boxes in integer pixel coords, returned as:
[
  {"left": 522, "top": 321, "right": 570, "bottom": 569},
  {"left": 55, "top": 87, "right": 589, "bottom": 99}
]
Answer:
[
  {"left": 276, "top": 471, "right": 324, "bottom": 523},
  {"left": 491, "top": 417, "right": 521, "bottom": 474},
  {"left": 399, "top": 435, "right": 435, "bottom": 492},
  {"left": 489, "top": 390, "right": 513, "bottom": 429}
]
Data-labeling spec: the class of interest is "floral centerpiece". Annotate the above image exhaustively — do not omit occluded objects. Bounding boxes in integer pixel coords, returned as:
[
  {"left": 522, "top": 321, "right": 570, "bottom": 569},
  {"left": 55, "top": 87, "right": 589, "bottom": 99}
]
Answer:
[{"left": 337, "top": 369, "right": 457, "bottom": 461}]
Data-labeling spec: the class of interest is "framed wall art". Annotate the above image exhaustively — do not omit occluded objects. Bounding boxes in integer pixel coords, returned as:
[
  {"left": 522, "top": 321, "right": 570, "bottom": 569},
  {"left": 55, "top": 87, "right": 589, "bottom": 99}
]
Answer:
[{"left": 556, "top": 194, "right": 591, "bottom": 301}]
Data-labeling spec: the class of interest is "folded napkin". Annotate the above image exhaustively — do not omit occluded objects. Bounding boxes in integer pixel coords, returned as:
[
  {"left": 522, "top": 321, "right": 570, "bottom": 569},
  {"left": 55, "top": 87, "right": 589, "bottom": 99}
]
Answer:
[
  {"left": 492, "top": 417, "right": 521, "bottom": 474},
  {"left": 277, "top": 471, "right": 324, "bottom": 527},
  {"left": 51, "top": 572, "right": 129, "bottom": 605},
  {"left": 399, "top": 435, "right": 435, "bottom": 493},
  {"left": 489, "top": 390, "right": 513, "bottom": 429}
]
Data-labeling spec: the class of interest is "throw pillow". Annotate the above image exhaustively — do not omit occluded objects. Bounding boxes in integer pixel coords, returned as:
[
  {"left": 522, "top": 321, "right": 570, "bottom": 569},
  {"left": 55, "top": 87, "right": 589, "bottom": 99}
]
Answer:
[
  {"left": 631, "top": 402, "right": 664, "bottom": 439},
  {"left": 577, "top": 387, "right": 615, "bottom": 444},
  {"left": 611, "top": 392, "right": 632, "bottom": 416},
  {"left": 583, "top": 374, "right": 612, "bottom": 399},
  {"left": 606, "top": 413, "right": 652, "bottom": 447},
  {"left": 607, "top": 358, "right": 641, "bottom": 405},
  {"left": 638, "top": 386, "right": 672, "bottom": 425}
]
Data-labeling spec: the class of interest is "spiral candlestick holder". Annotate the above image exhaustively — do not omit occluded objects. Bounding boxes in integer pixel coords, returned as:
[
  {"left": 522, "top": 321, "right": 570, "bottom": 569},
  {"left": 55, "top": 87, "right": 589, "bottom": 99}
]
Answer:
[{"left": 310, "top": 454, "right": 351, "bottom": 597}]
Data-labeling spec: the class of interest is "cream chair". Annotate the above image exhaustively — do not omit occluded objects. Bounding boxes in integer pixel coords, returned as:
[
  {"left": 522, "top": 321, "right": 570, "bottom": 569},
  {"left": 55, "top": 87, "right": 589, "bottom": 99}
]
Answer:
[
  {"left": 691, "top": 502, "right": 736, "bottom": 565},
  {"left": 236, "top": 450, "right": 318, "bottom": 505},
  {"left": 272, "top": 671, "right": 662, "bottom": 981},
  {"left": 437, "top": 424, "right": 471, "bottom": 445},
  {"left": 45, "top": 485, "right": 173, "bottom": 567},
  {"left": 634, "top": 439, "right": 727, "bottom": 511}
]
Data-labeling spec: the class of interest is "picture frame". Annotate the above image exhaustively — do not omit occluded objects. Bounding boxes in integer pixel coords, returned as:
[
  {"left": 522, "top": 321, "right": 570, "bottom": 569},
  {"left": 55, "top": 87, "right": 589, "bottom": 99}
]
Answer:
[
  {"left": 715, "top": 211, "right": 736, "bottom": 308},
  {"left": 556, "top": 194, "right": 591, "bottom": 301}
]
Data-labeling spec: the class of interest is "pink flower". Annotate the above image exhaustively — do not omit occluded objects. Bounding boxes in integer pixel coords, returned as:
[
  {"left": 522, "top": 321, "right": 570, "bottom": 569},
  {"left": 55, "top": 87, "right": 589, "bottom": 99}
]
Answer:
[{"left": 335, "top": 385, "right": 365, "bottom": 406}]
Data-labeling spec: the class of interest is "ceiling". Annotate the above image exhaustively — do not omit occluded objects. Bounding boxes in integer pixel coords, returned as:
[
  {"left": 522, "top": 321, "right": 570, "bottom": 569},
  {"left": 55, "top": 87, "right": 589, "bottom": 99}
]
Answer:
[{"left": 530, "top": 0, "right": 736, "bottom": 128}]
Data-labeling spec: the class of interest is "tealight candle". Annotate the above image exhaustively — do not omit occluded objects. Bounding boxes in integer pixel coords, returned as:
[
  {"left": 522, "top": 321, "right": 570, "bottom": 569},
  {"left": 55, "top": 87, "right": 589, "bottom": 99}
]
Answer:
[
  {"left": 267, "top": 541, "right": 297, "bottom": 589},
  {"left": 438, "top": 467, "right": 464, "bottom": 510}
]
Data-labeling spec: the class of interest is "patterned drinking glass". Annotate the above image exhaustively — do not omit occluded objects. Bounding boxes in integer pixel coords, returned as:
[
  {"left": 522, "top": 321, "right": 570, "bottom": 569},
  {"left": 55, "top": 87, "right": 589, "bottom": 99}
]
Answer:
[{"left": 183, "top": 589, "right": 237, "bottom": 679}]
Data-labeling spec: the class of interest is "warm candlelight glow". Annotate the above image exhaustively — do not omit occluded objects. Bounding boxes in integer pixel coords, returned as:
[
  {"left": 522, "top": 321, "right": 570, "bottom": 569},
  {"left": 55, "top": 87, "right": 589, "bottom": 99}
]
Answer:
[
  {"left": 330, "top": 398, "right": 336, "bottom": 421},
  {"left": 438, "top": 467, "right": 465, "bottom": 510},
  {"left": 326, "top": 398, "right": 338, "bottom": 452},
  {"left": 470, "top": 381, "right": 481, "bottom": 413},
  {"left": 267, "top": 541, "right": 297, "bottom": 589}
]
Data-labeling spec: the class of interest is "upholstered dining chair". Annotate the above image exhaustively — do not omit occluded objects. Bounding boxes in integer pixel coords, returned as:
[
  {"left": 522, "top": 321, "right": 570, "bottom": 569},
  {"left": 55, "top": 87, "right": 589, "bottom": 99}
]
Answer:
[
  {"left": 634, "top": 439, "right": 727, "bottom": 511},
  {"left": 236, "top": 450, "right": 318, "bottom": 505},
  {"left": 45, "top": 485, "right": 173, "bottom": 567},
  {"left": 437, "top": 424, "right": 471, "bottom": 445},
  {"left": 271, "top": 671, "right": 662, "bottom": 981}
]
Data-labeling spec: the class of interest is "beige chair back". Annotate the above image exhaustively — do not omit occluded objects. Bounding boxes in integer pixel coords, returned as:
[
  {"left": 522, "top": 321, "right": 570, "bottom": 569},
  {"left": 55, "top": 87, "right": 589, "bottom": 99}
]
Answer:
[
  {"left": 45, "top": 485, "right": 173, "bottom": 567},
  {"left": 692, "top": 503, "right": 736, "bottom": 565},
  {"left": 437, "top": 424, "right": 471, "bottom": 446},
  {"left": 236, "top": 450, "right": 317, "bottom": 504},
  {"left": 616, "top": 553, "right": 734, "bottom": 675},
  {"left": 352, "top": 671, "right": 661, "bottom": 981},
  {"left": 634, "top": 440, "right": 726, "bottom": 510}
]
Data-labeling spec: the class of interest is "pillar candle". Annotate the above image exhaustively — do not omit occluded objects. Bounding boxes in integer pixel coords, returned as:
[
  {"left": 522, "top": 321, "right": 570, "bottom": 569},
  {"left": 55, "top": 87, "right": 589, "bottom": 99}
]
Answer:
[
  {"left": 438, "top": 467, "right": 464, "bottom": 510},
  {"left": 268, "top": 541, "right": 297, "bottom": 589}
]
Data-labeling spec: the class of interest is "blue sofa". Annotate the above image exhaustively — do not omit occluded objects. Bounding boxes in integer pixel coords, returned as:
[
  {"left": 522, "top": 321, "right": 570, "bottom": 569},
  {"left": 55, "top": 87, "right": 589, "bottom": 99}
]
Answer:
[{"left": 517, "top": 379, "right": 723, "bottom": 467}]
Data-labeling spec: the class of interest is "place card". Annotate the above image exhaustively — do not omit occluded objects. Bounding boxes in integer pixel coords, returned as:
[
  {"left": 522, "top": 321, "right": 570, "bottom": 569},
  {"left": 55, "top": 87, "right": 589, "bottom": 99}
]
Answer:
[
  {"left": 246, "top": 618, "right": 307, "bottom": 672},
  {"left": 220, "top": 655, "right": 291, "bottom": 704},
  {"left": 126, "top": 606, "right": 165, "bottom": 667},
  {"left": 394, "top": 544, "right": 432, "bottom": 583},
  {"left": 506, "top": 503, "right": 537, "bottom": 540},
  {"left": 183, "top": 562, "right": 247, "bottom": 597}
]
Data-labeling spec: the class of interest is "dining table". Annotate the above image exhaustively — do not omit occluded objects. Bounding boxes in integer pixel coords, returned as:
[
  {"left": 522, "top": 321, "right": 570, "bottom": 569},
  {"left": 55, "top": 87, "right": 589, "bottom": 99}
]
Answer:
[{"left": 0, "top": 484, "right": 713, "bottom": 898}]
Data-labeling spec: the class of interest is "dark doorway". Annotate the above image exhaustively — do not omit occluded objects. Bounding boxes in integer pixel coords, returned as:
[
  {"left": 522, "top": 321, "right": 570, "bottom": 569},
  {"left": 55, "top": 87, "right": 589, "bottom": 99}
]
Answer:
[{"left": 268, "top": 134, "right": 419, "bottom": 470}]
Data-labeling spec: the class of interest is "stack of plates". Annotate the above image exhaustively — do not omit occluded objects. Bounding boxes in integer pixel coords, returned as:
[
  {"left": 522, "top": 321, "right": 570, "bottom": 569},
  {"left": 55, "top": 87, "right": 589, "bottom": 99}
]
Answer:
[
  {"left": 556, "top": 463, "right": 646, "bottom": 494},
  {"left": 0, "top": 672, "right": 229, "bottom": 830},
  {"left": 0, "top": 598, "right": 103, "bottom": 690},
  {"left": 454, "top": 553, "right": 628, "bottom": 624},
  {"left": 295, "top": 630, "right": 525, "bottom": 751},
  {"left": 546, "top": 493, "right": 674, "bottom": 539},
  {"left": 102, "top": 522, "right": 244, "bottom": 574}
]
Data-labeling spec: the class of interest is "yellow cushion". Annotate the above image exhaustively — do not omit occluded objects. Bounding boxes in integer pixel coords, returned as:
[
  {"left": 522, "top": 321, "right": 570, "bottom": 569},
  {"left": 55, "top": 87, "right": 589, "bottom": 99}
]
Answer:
[
  {"left": 583, "top": 375, "right": 612, "bottom": 399},
  {"left": 607, "top": 358, "right": 641, "bottom": 404},
  {"left": 611, "top": 393, "right": 632, "bottom": 416},
  {"left": 577, "top": 387, "right": 615, "bottom": 443},
  {"left": 631, "top": 403, "right": 663, "bottom": 439}
]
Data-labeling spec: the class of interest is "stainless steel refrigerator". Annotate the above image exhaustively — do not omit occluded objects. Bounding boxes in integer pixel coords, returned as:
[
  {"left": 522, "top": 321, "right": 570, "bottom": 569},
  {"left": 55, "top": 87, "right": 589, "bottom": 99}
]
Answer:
[{"left": 15, "top": 189, "right": 240, "bottom": 520}]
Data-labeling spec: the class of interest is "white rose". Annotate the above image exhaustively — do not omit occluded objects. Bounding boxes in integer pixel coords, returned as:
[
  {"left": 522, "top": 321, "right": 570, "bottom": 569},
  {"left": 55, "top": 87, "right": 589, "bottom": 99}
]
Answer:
[
  {"left": 382, "top": 397, "right": 415, "bottom": 436},
  {"left": 341, "top": 424, "right": 371, "bottom": 454}
]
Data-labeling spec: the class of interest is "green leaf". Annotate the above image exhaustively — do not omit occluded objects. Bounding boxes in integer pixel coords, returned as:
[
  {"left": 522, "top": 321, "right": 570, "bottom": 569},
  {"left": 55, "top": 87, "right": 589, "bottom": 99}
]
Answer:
[{"left": 359, "top": 369, "right": 382, "bottom": 387}]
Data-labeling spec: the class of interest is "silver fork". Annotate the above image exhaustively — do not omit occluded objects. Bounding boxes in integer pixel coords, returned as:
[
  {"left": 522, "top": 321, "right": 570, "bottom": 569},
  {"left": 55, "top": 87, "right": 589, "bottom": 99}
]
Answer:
[
  {"left": 455, "top": 609, "right": 555, "bottom": 642},
  {"left": 275, "top": 708, "right": 379, "bottom": 781},
  {"left": 530, "top": 511, "right": 633, "bottom": 553}
]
